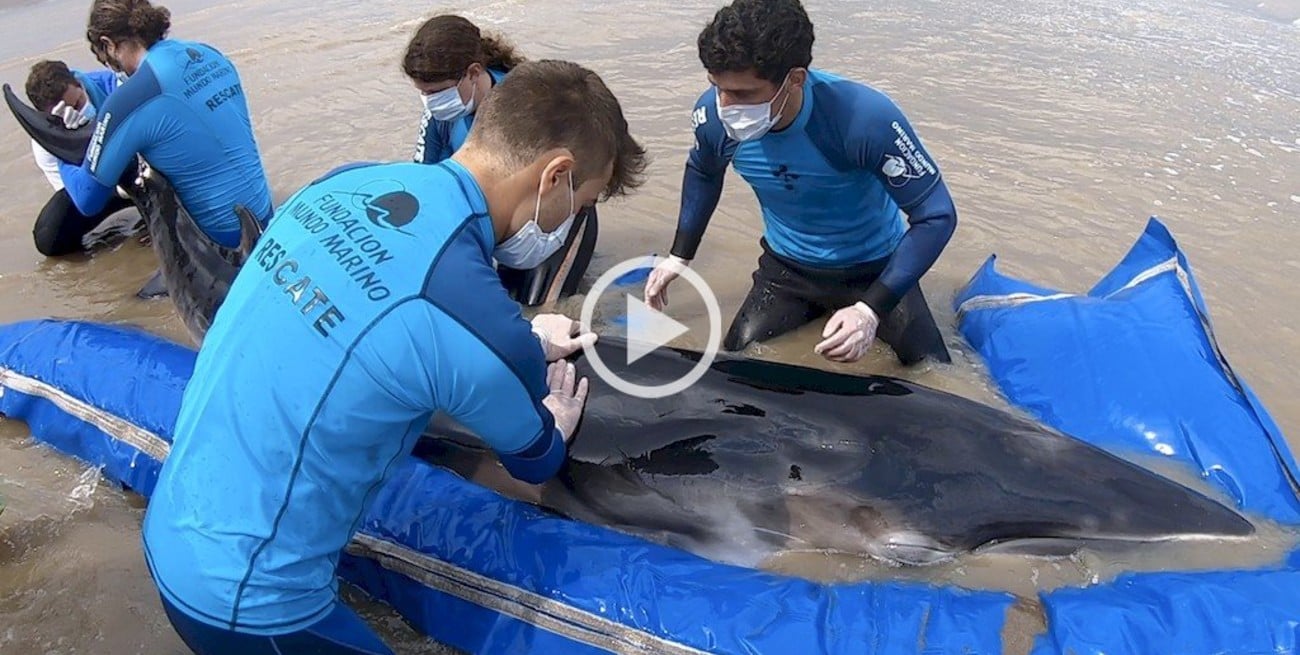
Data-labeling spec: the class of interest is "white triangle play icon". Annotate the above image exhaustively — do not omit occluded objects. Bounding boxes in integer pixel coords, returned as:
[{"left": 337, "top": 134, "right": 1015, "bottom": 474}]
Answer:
[{"left": 625, "top": 294, "right": 690, "bottom": 365}]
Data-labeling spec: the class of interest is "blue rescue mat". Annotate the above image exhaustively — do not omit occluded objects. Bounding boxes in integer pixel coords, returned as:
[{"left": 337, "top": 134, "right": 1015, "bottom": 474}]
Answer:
[
  {"left": 955, "top": 216, "right": 1300, "bottom": 525},
  {"left": 955, "top": 216, "right": 1300, "bottom": 655},
  {"left": 1029, "top": 566, "right": 1300, "bottom": 655},
  {"left": 0, "top": 318, "right": 1013, "bottom": 654}
]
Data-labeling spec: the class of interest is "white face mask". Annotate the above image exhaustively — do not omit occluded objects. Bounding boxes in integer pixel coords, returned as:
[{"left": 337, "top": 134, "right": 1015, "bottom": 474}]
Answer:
[
  {"left": 495, "top": 171, "right": 576, "bottom": 270},
  {"left": 715, "top": 74, "right": 793, "bottom": 142},
  {"left": 421, "top": 74, "right": 476, "bottom": 122}
]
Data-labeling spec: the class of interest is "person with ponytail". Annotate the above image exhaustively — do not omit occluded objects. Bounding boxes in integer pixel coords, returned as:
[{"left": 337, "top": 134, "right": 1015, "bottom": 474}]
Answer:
[
  {"left": 57, "top": 0, "right": 273, "bottom": 248},
  {"left": 402, "top": 14, "right": 601, "bottom": 307},
  {"left": 403, "top": 14, "right": 523, "bottom": 165}
]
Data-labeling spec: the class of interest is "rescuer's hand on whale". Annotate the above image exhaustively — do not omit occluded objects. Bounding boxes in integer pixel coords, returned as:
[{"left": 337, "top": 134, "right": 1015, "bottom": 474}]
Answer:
[
  {"left": 531, "top": 313, "right": 598, "bottom": 362},
  {"left": 542, "top": 360, "right": 589, "bottom": 445}
]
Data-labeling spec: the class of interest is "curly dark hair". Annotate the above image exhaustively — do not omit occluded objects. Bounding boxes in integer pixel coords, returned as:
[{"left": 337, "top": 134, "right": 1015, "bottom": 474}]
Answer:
[
  {"left": 403, "top": 14, "right": 525, "bottom": 84},
  {"left": 25, "top": 60, "right": 78, "bottom": 112},
  {"left": 697, "top": 0, "right": 814, "bottom": 85},
  {"left": 86, "top": 0, "right": 171, "bottom": 53}
]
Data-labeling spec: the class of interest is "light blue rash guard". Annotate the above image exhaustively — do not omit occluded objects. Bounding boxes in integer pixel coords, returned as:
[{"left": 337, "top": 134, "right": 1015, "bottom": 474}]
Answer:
[
  {"left": 672, "top": 68, "right": 958, "bottom": 315},
  {"left": 59, "top": 38, "right": 273, "bottom": 246},
  {"left": 71, "top": 69, "right": 119, "bottom": 116},
  {"left": 141, "top": 159, "right": 565, "bottom": 634},
  {"left": 413, "top": 67, "right": 508, "bottom": 164}
]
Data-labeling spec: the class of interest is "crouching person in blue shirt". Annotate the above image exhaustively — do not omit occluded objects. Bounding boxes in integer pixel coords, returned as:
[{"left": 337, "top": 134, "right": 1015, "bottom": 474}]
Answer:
[
  {"left": 21, "top": 60, "right": 133, "bottom": 257},
  {"left": 644, "top": 0, "right": 957, "bottom": 366},
  {"left": 140, "top": 59, "right": 648, "bottom": 654},
  {"left": 62, "top": 0, "right": 274, "bottom": 248},
  {"left": 403, "top": 13, "right": 602, "bottom": 307}
]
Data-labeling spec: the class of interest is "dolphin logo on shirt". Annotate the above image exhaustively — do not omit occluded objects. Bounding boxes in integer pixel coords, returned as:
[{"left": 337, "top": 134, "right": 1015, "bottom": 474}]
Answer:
[{"left": 338, "top": 180, "right": 421, "bottom": 234}]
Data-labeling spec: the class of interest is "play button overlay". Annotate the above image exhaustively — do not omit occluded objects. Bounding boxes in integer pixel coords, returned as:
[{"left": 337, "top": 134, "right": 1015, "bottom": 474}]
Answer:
[
  {"left": 580, "top": 256, "right": 722, "bottom": 399},
  {"left": 624, "top": 295, "right": 690, "bottom": 365}
]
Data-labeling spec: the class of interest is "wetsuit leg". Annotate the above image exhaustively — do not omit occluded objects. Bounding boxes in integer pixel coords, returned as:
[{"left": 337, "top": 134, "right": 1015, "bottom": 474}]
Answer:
[
  {"left": 32, "top": 189, "right": 133, "bottom": 257},
  {"left": 722, "top": 241, "right": 827, "bottom": 352},
  {"left": 873, "top": 284, "right": 952, "bottom": 365},
  {"left": 159, "top": 595, "right": 395, "bottom": 655},
  {"left": 559, "top": 206, "right": 598, "bottom": 298},
  {"left": 497, "top": 266, "right": 528, "bottom": 303},
  {"left": 741, "top": 242, "right": 951, "bottom": 367}
]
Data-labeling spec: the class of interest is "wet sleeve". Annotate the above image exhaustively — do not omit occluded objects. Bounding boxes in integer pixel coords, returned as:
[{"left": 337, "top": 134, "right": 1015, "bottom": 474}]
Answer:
[
  {"left": 85, "top": 70, "right": 120, "bottom": 97},
  {"left": 422, "top": 240, "right": 566, "bottom": 484},
  {"left": 68, "top": 67, "right": 168, "bottom": 215},
  {"left": 437, "top": 334, "right": 565, "bottom": 484},
  {"left": 414, "top": 113, "right": 451, "bottom": 165},
  {"left": 59, "top": 160, "right": 115, "bottom": 215},
  {"left": 669, "top": 91, "right": 733, "bottom": 261},
  {"left": 357, "top": 295, "right": 564, "bottom": 485},
  {"left": 433, "top": 307, "right": 563, "bottom": 483},
  {"left": 849, "top": 91, "right": 957, "bottom": 316}
]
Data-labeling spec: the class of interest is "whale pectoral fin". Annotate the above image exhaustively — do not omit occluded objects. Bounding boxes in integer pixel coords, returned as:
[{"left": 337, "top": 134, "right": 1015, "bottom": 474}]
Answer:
[
  {"left": 971, "top": 536, "right": 1088, "bottom": 559},
  {"left": 863, "top": 530, "right": 959, "bottom": 566},
  {"left": 135, "top": 269, "right": 170, "bottom": 299},
  {"left": 233, "top": 205, "right": 264, "bottom": 258}
]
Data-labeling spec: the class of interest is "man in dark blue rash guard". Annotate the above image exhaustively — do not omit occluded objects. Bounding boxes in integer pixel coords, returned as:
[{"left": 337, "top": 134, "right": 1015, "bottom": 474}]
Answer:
[
  {"left": 58, "top": 0, "right": 273, "bottom": 248},
  {"left": 644, "top": 0, "right": 957, "bottom": 366},
  {"left": 141, "top": 59, "right": 648, "bottom": 654}
]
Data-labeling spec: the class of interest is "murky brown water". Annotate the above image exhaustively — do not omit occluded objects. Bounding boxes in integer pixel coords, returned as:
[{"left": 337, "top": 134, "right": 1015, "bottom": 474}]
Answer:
[{"left": 1, "top": 0, "right": 1297, "bottom": 652}]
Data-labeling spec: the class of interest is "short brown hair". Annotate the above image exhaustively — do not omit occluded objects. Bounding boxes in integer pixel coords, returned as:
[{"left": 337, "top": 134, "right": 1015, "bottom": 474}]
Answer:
[
  {"left": 86, "top": 0, "right": 171, "bottom": 56},
  {"left": 403, "top": 14, "right": 525, "bottom": 84},
  {"left": 25, "top": 60, "right": 78, "bottom": 112},
  {"left": 469, "top": 60, "right": 648, "bottom": 201}
]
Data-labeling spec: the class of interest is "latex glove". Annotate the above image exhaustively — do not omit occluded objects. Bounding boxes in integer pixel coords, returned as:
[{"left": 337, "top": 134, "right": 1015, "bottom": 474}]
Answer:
[
  {"left": 531, "top": 313, "right": 597, "bottom": 362},
  {"left": 50, "top": 101, "right": 90, "bottom": 129},
  {"left": 542, "top": 360, "right": 589, "bottom": 445},
  {"left": 643, "top": 255, "right": 690, "bottom": 311},
  {"left": 814, "top": 302, "right": 880, "bottom": 363}
]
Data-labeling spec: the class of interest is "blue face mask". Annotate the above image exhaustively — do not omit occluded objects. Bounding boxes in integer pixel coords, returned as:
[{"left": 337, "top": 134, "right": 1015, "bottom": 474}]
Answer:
[{"left": 495, "top": 171, "right": 576, "bottom": 270}]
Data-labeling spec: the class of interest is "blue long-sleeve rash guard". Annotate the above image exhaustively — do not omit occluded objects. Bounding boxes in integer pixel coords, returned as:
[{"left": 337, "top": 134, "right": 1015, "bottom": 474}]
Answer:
[{"left": 671, "top": 69, "right": 958, "bottom": 315}]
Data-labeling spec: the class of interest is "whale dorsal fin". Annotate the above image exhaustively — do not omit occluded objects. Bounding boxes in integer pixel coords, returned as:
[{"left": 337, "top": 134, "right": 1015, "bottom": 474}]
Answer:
[{"left": 233, "top": 205, "right": 265, "bottom": 258}]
